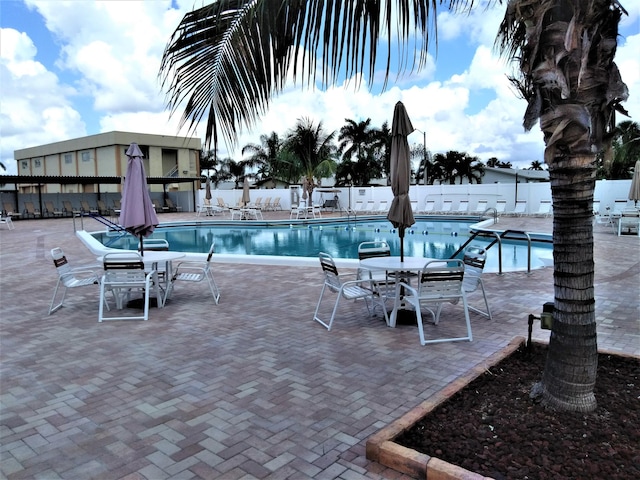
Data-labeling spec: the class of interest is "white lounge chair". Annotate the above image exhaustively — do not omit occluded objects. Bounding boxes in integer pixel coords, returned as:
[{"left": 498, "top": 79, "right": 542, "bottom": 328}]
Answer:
[
  {"left": 313, "top": 252, "right": 388, "bottom": 331},
  {"left": 495, "top": 200, "right": 507, "bottom": 216},
  {"left": 508, "top": 201, "right": 527, "bottom": 216},
  {"left": 618, "top": 208, "right": 640, "bottom": 236},
  {"left": 364, "top": 200, "right": 376, "bottom": 213},
  {"left": 421, "top": 199, "right": 436, "bottom": 214},
  {"left": 376, "top": 200, "right": 388, "bottom": 214},
  {"left": 439, "top": 200, "right": 453, "bottom": 214},
  {"left": 455, "top": 200, "right": 469, "bottom": 214},
  {"left": 392, "top": 259, "right": 472, "bottom": 345},
  {"left": 534, "top": 200, "right": 552, "bottom": 217},
  {"left": 473, "top": 200, "right": 488, "bottom": 215}
]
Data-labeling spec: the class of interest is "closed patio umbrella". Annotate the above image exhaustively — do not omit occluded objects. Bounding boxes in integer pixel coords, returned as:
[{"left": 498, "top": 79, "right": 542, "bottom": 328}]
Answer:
[
  {"left": 119, "top": 143, "right": 159, "bottom": 255},
  {"left": 205, "top": 177, "right": 212, "bottom": 202},
  {"left": 242, "top": 178, "right": 251, "bottom": 206},
  {"left": 387, "top": 101, "right": 415, "bottom": 261},
  {"left": 301, "top": 177, "right": 309, "bottom": 206},
  {"left": 629, "top": 160, "right": 640, "bottom": 206}
]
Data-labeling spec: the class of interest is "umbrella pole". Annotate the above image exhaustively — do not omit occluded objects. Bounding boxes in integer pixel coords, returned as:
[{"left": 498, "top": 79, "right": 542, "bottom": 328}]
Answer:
[
  {"left": 399, "top": 227, "right": 405, "bottom": 262},
  {"left": 139, "top": 235, "right": 144, "bottom": 256}
]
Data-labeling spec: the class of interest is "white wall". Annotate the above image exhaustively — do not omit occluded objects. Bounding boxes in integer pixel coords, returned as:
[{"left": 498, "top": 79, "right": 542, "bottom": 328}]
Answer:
[{"left": 204, "top": 179, "right": 632, "bottom": 215}]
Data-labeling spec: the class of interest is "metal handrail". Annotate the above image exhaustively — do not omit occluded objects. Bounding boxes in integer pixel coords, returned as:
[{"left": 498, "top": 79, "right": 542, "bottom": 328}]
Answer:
[{"left": 482, "top": 207, "right": 498, "bottom": 224}]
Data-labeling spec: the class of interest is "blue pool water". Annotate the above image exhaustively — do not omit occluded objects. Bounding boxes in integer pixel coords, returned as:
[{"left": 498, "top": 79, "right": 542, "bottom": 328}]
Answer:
[{"left": 92, "top": 219, "right": 553, "bottom": 272}]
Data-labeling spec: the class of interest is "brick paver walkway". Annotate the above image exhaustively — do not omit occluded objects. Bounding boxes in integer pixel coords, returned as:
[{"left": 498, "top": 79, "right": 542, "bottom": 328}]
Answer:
[{"left": 1, "top": 212, "right": 638, "bottom": 479}]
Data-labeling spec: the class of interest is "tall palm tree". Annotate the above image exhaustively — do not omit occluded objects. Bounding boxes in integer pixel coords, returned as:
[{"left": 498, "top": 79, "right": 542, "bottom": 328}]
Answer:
[
  {"left": 283, "top": 117, "right": 337, "bottom": 202},
  {"left": 241, "top": 131, "right": 285, "bottom": 182},
  {"left": 527, "top": 160, "right": 544, "bottom": 171},
  {"left": 160, "top": 0, "right": 629, "bottom": 412}
]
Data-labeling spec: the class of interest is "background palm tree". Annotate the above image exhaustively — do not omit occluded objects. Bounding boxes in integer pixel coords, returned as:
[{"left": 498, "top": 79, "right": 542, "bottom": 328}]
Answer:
[
  {"left": 160, "top": 0, "right": 629, "bottom": 412},
  {"left": 242, "top": 132, "right": 287, "bottom": 183},
  {"left": 527, "top": 160, "right": 545, "bottom": 171},
  {"left": 596, "top": 120, "right": 640, "bottom": 179},
  {"left": 282, "top": 117, "right": 337, "bottom": 202}
]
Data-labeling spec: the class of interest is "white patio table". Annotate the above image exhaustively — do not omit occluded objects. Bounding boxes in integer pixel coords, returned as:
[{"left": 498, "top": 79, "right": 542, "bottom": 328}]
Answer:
[{"left": 359, "top": 256, "right": 441, "bottom": 326}]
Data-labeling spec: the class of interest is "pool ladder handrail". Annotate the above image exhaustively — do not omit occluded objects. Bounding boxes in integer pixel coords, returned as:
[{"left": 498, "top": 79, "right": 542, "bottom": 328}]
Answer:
[{"left": 451, "top": 228, "right": 533, "bottom": 275}]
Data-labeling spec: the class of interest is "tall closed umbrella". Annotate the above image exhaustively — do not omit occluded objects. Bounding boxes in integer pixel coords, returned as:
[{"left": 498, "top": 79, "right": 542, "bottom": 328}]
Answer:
[
  {"left": 629, "top": 160, "right": 640, "bottom": 206},
  {"left": 242, "top": 179, "right": 251, "bottom": 206},
  {"left": 301, "top": 177, "right": 309, "bottom": 206},
  {"left": 387, "top": 101, "right": 415, "bottom": 261},
  {"left": 119, "top": 143, "right": 159, "bottom": 255},
  {"left": 205, "top": 177, "right": 212, "bottom": 203}
]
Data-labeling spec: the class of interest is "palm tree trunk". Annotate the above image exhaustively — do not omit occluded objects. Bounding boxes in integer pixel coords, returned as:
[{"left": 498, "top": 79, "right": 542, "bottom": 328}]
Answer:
[{"left": 537, "top": 154, "right": 598, "bottom": 412}]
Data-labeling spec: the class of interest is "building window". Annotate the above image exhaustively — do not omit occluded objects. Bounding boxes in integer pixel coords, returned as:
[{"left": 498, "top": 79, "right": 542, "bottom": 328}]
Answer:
[
  {"left": 64, "top": 154, "right": 72, "bottom": 164},
  {"left": 81, "top": 151, "right": 90, "bottom": 162},
  {"left": 35, "top": 159, "right": 41, "bottom": 167},
  {"left": 21, "top": 161, "right": 28, "bottom": 169}
]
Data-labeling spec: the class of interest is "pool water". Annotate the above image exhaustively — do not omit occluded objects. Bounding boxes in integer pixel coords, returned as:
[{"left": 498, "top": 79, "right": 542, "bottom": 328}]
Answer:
[{"left": 92, "top": 219, "right": 553, "bottom": 272}]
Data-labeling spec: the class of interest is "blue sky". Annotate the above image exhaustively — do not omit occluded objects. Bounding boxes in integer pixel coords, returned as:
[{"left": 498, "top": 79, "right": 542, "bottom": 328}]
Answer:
[{"left": 1, "top": 0, "right": 639, "bottom": 175}]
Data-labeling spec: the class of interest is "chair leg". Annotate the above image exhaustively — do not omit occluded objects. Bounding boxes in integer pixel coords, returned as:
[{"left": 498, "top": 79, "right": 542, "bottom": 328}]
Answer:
[
  {"left": 206, "top": 274, "right": 221, "bottom": 304},
  {"left": 313, "top": 284, "right": 333, "bottom": 330},
  {"left": 49, "top": 280, "right": 65, "bottom": 315}
]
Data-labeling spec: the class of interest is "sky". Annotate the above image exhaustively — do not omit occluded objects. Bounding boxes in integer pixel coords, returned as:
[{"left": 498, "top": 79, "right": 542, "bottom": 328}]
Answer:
[{"left": 1, "top": 0, "right": 639, "bottom": 176}]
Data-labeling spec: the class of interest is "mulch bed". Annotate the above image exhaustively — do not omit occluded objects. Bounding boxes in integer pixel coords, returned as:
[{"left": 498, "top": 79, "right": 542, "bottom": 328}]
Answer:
[{"left": 395, "top": 343, "right": 640, "bottom": 480}]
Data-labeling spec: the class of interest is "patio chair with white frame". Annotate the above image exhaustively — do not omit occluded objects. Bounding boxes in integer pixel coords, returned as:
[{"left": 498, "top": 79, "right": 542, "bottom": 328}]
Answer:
[
  {"left": 49, "top": 247, "right": 101, "bottom": 315},
  {"left": 462, "top": 245, "right": 492, "bottom": 320},
  {"left": 314, "top": 252, "right": 389, "bottom": 331},
  {"left": 169, "top": 242, "right": 221, "bottom": 304},
  {"left": 393, "top": 259, "right": 472, "bottom": 345}
]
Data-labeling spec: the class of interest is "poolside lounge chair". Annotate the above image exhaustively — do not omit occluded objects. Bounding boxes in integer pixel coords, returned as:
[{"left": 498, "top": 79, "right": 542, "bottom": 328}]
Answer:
[
  {"left": 313, "top": 252, "right": 388, "bottom": 331},
  {"left": 439, "top": 200, "right": 453, "bottom": 214},
  {"left": 81, "top": 201, "right": 98, "bottom": 214},
  {"left": 508, "top": 201, "right": 527, "bottom": 216},
  {"left": 99, "top": 252, "right": 161, "bottom": 322},
  {"left": 352, "top": 201, "right": 365, "bottom": 213},
  {"left": 270, "top": 197, "right": 282, "bottom": 211},
  {"left": 63, "top": 201, "right": 81, "bottom": 216},
  {"left": 2, "top": 202, "right": 20, "bottom": 219},
  {"left": 462, "top": 245, "right": 492, "bottom": 320},
  {"left": 495, "top": 200, "right": 507, "bottom": 216},
  {"left": 454, "top": 200, "right": 469, "bottom": 214},
  {"left": 165, "top": 198, "right": 181, "bottom": 212},
  {"left": 473, "top": 200, "right": 488, "bottom": 215},
  {"left": 612, "top": 199, "right": 630, "bottom": 217},
  {"left": 421, "top": 199, "right": 436, "bottom": 214},
  {"left": 170, "top": 242, "right": 220, "bottom": 304},
  {"left": 45, "top": 201, "right": 64, "bottom": 217},
  {"left": 376, "top": 200, "right": 388, "bottom": 214},
  {"left": 97, "top": 200, "right": 110, "bottom": 215},
  {"left": 534, "top": 200, "right": 552, "bottom": 217},
  {"left": 411, "top": 201, "right": 418, "bottom": 214},
  {"left": 392, "top": 259, "right": 472, "bottom": 345},
  {"left": 23, "top": 201, "right": 41, "bottom": 218},
  {"left": 49, "top": 247, "right": 101, "bottom": 315},
  {"left": 364, "top": 200, "right": 376, "bottom": 213}
]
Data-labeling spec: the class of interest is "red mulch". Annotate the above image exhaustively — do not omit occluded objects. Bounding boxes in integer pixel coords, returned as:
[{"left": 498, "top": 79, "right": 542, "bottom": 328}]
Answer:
[{"left": 395, "top": 344, "right": 640, "bottom": 480}]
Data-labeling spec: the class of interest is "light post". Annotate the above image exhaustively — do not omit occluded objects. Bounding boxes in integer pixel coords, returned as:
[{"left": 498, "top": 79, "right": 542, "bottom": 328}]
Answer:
[
  {"left": 346, "top": 174, "right": 352, "bottom": 211},
  {"left": 413, "top": 129, "right": 428, "bottom": 185}
]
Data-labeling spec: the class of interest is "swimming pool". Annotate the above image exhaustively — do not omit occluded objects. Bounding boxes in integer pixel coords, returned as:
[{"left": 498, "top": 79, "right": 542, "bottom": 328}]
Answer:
[{"left": 89, "top": 218, "right": 553, "bottom": 273}]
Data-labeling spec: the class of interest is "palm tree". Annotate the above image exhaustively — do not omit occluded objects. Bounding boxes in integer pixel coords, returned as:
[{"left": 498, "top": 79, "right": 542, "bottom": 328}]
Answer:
[
  {"left": 527, "top": 160, "right": 544, "bottom": 171},
  {"left": 283, "top": 117, "right": 337, "bottom": 202},
  {"left": 160, "top": 0, "right": 629, "bottom": 412},
  {"left": 597, "top": 120, "right": 640, "bottom": 179}
]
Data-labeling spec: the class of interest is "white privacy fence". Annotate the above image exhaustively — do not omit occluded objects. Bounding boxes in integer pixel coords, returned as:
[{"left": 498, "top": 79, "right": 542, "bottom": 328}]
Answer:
[{"left": 207, "top": 179, "right": 632, "bottom": 216}]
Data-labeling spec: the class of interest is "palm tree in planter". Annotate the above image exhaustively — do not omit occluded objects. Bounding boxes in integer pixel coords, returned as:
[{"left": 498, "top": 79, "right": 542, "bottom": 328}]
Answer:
[{"left": 159, "top": 0, "right": 629, "bottom": 412}]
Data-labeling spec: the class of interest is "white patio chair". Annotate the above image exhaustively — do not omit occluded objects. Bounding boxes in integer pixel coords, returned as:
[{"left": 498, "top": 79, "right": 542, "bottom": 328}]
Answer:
[
  {"left": 141, "top": 238, "right": 170, "bottom": 283},
  {"left": 357, "top": 241, "right": 396, "bottom": 302},
  {"left": 49, "top": 247, "right": 101, "bottom": 315},
  {"left": 462, "top": 245, "right": 492, "bottom": 320},
  {"left": 170, "top": 242, "right": 220, "bottom": 304},
  {"left": 0, "top": 214, "right": 14, "bottom": 230},
  {"left": 473, "top": 200, "right": 488, "bottom": 215},
  {"left": 376, "top": 200, "right": 388, "bottom": 214},
  {"left": 495, "top": 200, "right": 507, "bottom": 216},
  {"left": 314, "top": 252, "right": 389, "bottom": 331},
  {"left": 364, "top": 200, "right": 376, "bottom": 213},
  {"left": 99, "top": 252, "right": 160, "bottom": 322},
  {"left": 353, "top": 201, "right": 365, "bottom": 213},
  {"left": 393, "top": 259, "right": 472, "bottom": 345},
  {"left": 421, "top": 199, "right": 436, "bottom": 214}
]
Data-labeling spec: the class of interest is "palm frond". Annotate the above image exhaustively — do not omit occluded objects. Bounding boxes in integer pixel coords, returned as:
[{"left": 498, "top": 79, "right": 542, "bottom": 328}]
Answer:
[{"left": 160, "top": 0, "right": 475, "bottom": 150}]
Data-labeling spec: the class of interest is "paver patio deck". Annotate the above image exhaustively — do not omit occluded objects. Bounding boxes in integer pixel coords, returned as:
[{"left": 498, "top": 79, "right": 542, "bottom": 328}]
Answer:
[{"left": 1, "top": 211, "right": 638, "bottom": 479}]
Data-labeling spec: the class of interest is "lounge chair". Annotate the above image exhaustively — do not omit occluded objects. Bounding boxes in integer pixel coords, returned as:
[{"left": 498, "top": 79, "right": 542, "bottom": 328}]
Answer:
[
  {"left": 411, "top": 201, "right": 418, "bottom": 214},
  {"left": 473, "top": 200, "right": 488, "bottom": 215},
  {"left": 165, "top": 198, "right": 181, "bottom": 212},
  {"left": 439, "top": 200, "right": 453, "bottom": 214},
  {"left": 508, "top": 201, "right": 527, "bottom": 216},
  {"left": 392, "top": 259, "right": 472, "bottom": 345},
  {"left": 313, "top": 252, "right": 388, "bottom": 331},
  {"left": 495, "top": 200, "right": 507, "bottom": 216},
  {"left": 63, "top": 201, "right": 81, "bottom": 216},
  {"left": 23, "top": 201, "right": 41, "bottom": 218},
  {"left": 462, "top": 246, "right": 492, "bottom": 320},
  {"left": 352, "top": 201, "right": 365, "bottom": 213},
  {"left": 270, "top": 197, "right": 282, "bottom": 211},
  {"left": 49, "top": 247, "right": 101, "bottom": 315},
  {"left": 454, "top": 200, "right": 469, "bottom": 214},
  {"left": 364, "top": 200, "right": 376, "bottom": 213},
  {"left": 261, "top": 197, "right": 272, "bottom": 211},
  {"left": 81, "top": 200, "right": 98, "bottom": 214},
  {"left": 2, "top": 202, "right": 21, "bottom": 219},
  {"left": 534, "top": 200, "right": 552, "bottom": 217},
  {"left": 421, "top": 199, "right": 436, "bottom": 214},
  {"left": 376, "top": 201, "right": 388, "bottom": 214},
  {"left": 45, "top": 201, "right": 64, "bottom": 217},
  {"left": 169, "top": 242, "right": 221, "bottom": 304},
  {"left": 99, "top": 252, "right": 161, "bottom": 322}
]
